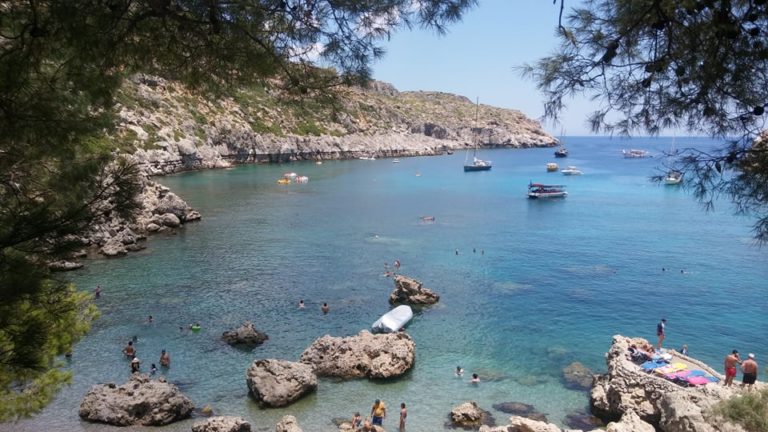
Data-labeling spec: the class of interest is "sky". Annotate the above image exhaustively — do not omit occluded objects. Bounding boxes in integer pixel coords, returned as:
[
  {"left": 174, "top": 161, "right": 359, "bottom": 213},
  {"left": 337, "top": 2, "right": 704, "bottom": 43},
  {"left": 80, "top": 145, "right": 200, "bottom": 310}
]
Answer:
[{"left": 371, "top": 0, "right": 595, "bottom": 136}]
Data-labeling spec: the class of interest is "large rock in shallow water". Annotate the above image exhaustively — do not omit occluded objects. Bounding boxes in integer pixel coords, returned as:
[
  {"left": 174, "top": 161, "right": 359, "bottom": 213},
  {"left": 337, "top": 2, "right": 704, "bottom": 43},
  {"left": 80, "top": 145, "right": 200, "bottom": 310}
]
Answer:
[
  {"left": 300, "top": 330, "right": 415, "bottom": 379},
  {"left": 192, "top": 416, "right": 251, "bottom": 432},
  {"left": 78, "top": 374, "right": 193, "bottom": 426},
  {"left": 449, "top": 401, "right": 495, "bottom": 429},
  {"left": 390, "top": 275, "right": 440, "bottom": 305},
  {"left": 222, "top": 320, "right": 268, "bottom": 347},
  {"left": 275, "top": 415, "right": 303, "bottom": 432},
  {"left": 245, "top": 359, "right": 317, "bottom": 407}
]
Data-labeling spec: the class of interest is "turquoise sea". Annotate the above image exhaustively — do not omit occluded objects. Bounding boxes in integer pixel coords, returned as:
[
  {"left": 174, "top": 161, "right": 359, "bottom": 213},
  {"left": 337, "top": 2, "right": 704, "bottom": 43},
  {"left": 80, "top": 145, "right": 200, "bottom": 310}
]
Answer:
[{"left": 6, "top": 136, "right": 768, "bottom": 432}]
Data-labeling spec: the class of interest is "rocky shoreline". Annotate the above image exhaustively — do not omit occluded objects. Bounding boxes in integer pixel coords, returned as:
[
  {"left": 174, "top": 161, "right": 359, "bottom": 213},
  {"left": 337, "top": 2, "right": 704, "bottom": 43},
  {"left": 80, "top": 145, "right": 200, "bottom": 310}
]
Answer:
[{"left": 75, "top": 334, "right": 762, "bottom": 432}]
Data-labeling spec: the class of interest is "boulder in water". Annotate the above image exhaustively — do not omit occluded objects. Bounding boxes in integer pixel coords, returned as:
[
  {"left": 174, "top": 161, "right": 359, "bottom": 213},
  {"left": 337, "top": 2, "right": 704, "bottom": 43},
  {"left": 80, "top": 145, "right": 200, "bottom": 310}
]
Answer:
[
  {"left": 245, "top": 359, "right": 316, "bottom": 407},
  {"left": 389, "top": 275, "right": 440, "bottom": 305},
  {"left": 191, "top": 416, "right": 251, "bottom": 432},
  {"left": 78, "top": 374, "right": 193, "bottom": 426},
  {"left": 222, "top": 321, "right": 268, "bottom": 347}
]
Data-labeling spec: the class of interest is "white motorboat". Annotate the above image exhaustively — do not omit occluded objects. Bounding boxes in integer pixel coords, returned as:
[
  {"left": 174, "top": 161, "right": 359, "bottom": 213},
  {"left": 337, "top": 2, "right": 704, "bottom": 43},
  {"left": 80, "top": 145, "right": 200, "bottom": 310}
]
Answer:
[
  {"left": 561, "top": 166, "right": 583, "bottom": 175},
  {"left": 664, "top": 170, "right": 683, "bottom": 185},
  {"left": 371, "top": 305, "right": 413, "bottom": 333},
  {"left": 622, "top": 149, "right": 651, "bottom": 158},
  {"left": 528, "top": 182, "right": 568, "bottom": 199}
]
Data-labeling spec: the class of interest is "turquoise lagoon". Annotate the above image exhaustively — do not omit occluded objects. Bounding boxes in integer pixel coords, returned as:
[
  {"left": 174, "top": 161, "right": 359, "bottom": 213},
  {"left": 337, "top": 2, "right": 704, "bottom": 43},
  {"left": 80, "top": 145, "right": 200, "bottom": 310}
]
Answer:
[{"left": 6, "top": 136, "right": 768, "bottom": 432}]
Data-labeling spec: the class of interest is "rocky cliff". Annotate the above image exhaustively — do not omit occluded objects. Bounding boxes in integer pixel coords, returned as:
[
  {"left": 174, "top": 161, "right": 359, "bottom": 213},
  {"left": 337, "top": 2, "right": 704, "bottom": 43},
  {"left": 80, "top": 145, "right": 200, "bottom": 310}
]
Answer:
[{"left": 116, "top": 75, "right": 557, "bottom": 174}]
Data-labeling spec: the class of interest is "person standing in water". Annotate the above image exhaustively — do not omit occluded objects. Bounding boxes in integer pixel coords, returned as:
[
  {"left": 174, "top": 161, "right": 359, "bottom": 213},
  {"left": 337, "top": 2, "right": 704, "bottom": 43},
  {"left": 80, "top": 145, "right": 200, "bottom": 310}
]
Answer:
[
  {"left": 399, "top": 402, "right": 407, "bottom": 432},
  {"left": 159, "top": 349, "right": 171, "bottom": 367},
  {"left": 321, "top": 303, "right": 329, "bottom": 314}
]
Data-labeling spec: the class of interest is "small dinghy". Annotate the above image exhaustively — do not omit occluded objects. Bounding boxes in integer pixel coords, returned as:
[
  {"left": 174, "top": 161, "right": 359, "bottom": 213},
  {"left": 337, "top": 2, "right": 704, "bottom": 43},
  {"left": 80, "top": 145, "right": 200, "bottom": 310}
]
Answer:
[{"left": 371, "top": 305, "right": 413, "bottom": 333}]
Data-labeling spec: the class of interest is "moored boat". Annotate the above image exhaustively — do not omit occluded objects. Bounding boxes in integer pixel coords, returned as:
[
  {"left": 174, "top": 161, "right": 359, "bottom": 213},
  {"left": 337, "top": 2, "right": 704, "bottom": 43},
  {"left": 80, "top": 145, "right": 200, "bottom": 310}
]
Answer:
[
  {"left": 554, "top": 147, "right": 568, "bottom": 158},
  {"left": 528, "top": 182, "right": 568, "bottom": 199},
  {"left": 464, "top": 157, "right": 492, "bottom": 171},
  {"left": 371, "top": 305, "right": 413, "bottom": 333},
  {"left": 561, "top": 166, "right": 583, "bottom": 175},
  {"left": 546, "top": 162, "right": 559, "bottom": 172},
  {"left": 664, "top": 170, "right": 683, "bottom": 185},
  {"left": 622, "top": 149, "right": 651, "bottom": 158}
]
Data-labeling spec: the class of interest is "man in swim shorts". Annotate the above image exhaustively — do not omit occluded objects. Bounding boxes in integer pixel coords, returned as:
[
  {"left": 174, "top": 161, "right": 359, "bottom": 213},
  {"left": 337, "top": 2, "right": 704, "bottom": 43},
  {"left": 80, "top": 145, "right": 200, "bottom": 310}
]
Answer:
[
  {"left": 724, "top": 349, "right": 741, "bottom": 386},
  {"left": 370, "top": 399, "right": 386, "bottom": 426},
  {"left": 741, "top": 353, "right": 758, "bottom": 391}
]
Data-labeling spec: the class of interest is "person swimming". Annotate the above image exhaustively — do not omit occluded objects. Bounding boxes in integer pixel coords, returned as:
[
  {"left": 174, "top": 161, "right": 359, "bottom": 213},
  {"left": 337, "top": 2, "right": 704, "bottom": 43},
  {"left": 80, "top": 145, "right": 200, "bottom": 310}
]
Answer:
[{"left": 455, "top": 365, "right": 464, "bottom": 376}]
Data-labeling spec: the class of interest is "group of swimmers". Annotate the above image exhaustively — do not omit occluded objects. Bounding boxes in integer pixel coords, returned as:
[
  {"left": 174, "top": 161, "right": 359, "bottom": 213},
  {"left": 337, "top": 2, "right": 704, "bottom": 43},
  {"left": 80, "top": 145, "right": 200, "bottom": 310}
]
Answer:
[
  {"left": 122, "top": 339, "right": 172, "bottom": 375},
  {"left": 455, "top": 366, "right": 481, "bottom": 383},
  {"left": 348, "top": 399, "right": 407, "bottom": 432},
  {"left": 297, "top": 299, "right": 330, "bottom": 314}
]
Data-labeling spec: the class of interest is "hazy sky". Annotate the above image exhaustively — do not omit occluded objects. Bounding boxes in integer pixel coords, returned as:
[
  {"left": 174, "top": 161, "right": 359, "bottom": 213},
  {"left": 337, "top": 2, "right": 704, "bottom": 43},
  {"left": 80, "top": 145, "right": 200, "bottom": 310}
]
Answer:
[{"left": 372, "top": 0, "right": 596, "bottom": 136}]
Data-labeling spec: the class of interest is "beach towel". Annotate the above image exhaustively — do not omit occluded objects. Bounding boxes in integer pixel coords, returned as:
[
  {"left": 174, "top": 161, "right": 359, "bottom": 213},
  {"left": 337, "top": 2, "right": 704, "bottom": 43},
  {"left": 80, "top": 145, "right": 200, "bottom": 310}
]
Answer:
[
  {"left": 655, "top": 365, "right": 677, "bottom": 375},
  {"left": 670, "top": 362, "right": 687, "bottom": 370},
  {"left": 687, "top": 369, "right": 707, "bottom": 377},
  {"left": 686, "top": 376, "right": 710, "bottom": 386},
  {"left": 641, "top": 360, "right": 667, "bottom": 371}
]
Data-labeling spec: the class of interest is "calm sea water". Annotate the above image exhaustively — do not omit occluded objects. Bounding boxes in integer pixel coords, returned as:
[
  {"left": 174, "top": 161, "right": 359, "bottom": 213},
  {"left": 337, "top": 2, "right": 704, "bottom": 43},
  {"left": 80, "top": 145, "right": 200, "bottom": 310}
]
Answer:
[{"left": 6, "top": 136, "right": 768, "bottom": 432}]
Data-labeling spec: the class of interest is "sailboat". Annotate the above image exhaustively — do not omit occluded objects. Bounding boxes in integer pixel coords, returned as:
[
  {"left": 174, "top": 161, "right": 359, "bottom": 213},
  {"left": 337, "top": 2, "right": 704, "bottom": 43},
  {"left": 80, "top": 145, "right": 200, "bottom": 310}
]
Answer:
[
  {"left": 464, "top": 98, "right": 492, "bottom": 172},
  {"left": 664, "top": 136, "right": 683, "bottom": 185}
]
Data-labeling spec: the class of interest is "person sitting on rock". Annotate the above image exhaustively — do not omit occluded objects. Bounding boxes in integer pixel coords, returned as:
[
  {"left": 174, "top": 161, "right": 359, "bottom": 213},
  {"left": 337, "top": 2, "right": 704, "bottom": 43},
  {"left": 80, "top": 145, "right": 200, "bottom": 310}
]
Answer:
[
  {"left": 361, "top": 419, "right": 375, "bottom": 432},
  {"left": 351, "top": 412, "right": 362, "bottom": 429}
]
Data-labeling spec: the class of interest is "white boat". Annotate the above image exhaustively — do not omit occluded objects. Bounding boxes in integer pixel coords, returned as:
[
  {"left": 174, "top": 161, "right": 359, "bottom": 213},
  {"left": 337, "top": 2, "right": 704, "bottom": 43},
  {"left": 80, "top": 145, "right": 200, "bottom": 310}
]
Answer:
[
  {"left": 622, "top": 149, "right": 651, "bottom": 158},
  {"left": 546, "top": 162, "right": 559, "bottom": 172},
  {"left": 371, "top": 305, "right": 413, "bottom": 333},
  {"left": 464, "top": 98, "right": 492, "bottom": 172},
  {"left": 665, "top": 170, "right": 683, "bottom": 185},
  {"left": 359, "top": 156, "right": 376, "bottom": 160},
  {"left": 561, "top": 166, "right": 583, "bottom": 175},
  {"left": 393, "top": 159, "right": 400, "bottom": 163}
]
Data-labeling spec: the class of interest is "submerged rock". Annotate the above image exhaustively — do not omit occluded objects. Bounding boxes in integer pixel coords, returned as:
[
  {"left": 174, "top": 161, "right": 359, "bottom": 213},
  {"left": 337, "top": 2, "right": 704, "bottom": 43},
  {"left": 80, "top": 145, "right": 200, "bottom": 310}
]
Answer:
[
  {"left": 78, "top": 374, "right": 193, "bottom": 426},
  {"left": 191, "top": 416, "right": 251, "bottom": 432},
  {"left": 389, "top": 275, "right": 440, "bottom": 305},
  {"left": 492, "top": 401, "right": 547, "bottom": 422},
  {"left": 562, "top": 362, "right": 594, "bottom": 391},
  {"left": 245, "top": 359, "right": 316, "bottom": 407},
  {"left": 300, "top": 330, "right": 415, "bottom": 379},
  {"left": 222, "top": 321, "right": 268, "bottom": 347}
]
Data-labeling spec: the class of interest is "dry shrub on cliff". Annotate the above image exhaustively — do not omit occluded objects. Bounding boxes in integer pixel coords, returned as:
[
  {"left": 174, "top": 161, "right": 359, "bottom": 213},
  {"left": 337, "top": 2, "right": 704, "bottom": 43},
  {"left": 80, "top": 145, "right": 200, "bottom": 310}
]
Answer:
[{"left": 711, "top": 388, "right": 768, "bottom": 432}]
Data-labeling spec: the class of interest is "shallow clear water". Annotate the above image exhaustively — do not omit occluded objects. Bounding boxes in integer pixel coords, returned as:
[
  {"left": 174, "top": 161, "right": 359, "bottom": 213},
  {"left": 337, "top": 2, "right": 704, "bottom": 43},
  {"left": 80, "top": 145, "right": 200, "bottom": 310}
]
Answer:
[{"left": 6, "top": 136, "right": 768, "bottom": 432}]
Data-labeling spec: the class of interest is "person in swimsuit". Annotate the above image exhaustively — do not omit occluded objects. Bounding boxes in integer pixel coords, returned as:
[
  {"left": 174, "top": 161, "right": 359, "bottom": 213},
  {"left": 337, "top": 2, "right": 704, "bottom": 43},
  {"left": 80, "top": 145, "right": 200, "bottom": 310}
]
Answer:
[
  {"left": 160, "top": 349, "right": 171, "bottom": 367},
  {"left": 321, "top": 303, "right": 329, "bottom": 314},
  {"left": 741, "top": 353, "right": 758, "bottom": 391},
  {"left": 724, "top": 349, "right": 741, "bottom": 386},
  {"left": 399, "top": 402, "right": 407, "bottom": 432},
  {"left": 122, "top": 341, "right": 136, "bottom": 359},
  {"left": 351, "top": 412, "right": 362, "bottom": 429},
  {"left": 370, "top": 399, "right": 386, "bottom": 426},
  {"left": 656, "top": 318, "right": 666, "bottom": 349}
]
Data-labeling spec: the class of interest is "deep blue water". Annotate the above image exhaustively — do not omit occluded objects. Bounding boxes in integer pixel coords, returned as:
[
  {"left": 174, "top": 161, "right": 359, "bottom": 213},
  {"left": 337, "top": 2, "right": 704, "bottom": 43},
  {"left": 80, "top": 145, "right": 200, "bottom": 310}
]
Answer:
[{"left": 6, "top": 136, "right": 768, "bottom": 432}]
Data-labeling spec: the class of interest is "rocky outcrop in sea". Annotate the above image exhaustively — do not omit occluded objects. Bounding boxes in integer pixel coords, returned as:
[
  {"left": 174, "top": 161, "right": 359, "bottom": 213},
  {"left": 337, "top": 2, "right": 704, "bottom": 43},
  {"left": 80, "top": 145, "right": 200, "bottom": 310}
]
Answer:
[
  {"left": 275, "top": 415, "right": 303, "bottom": 432},
  {"left": 245, "top": 359, "right": 317, "bottom": 407},
  {"left": 299, "top": 330, "right": 415, "bottom": 379},
  {"left": 389, "top": 275, "right": 440, "bottom": 305},
  {"left": 78, "top": 374, "right": 193, "bottom": 426},
  {"left": 449, "top": 401, "right": 496, "bottom": 429},
  {"left": 222, "top": 321, "right": 268, "bottom": 347},
  {"left": 191, "top": 416, "right": 252, "bottom": 432}
]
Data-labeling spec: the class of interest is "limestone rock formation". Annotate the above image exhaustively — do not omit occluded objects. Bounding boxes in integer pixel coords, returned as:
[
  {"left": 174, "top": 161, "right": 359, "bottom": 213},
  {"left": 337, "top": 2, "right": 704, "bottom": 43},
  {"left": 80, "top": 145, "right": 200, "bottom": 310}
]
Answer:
[
  {"left": 49, "top": 260, "right": 84, "bottom": 271},
  {"left": 245, "top": 359, "right": 317, "bottom": 407},
  {"left": 275, "top": 415, "right": 303, "bottom": 432},
  {"left": 222, "top": 321, "right": 268, "bottom": 347},
  {"left": 590, "top": 335, "right": 750, "bottom": 431},
  {"left": 562, "top": 362, "right": 594, "bottom": 391},
  {"left": 389, "top": 275, "right": 440, "bottom": 305},
  {"left": 508, "top": 416, "right": 563, "bottom": 432},
  {"left": 78, "top": 374, "right": 193, "bottom": 426},
  {"left": 299, "top": 330, "right": 415, "bottom": 379},
  {"left": 605, "top": 410, "right": 654, "bottom": 432},
  {"left": 191, "top": 416, "right": 252, "bottom": 432},
  {"left": 449, "top": 401, "right": 495, "bottom": 429}
]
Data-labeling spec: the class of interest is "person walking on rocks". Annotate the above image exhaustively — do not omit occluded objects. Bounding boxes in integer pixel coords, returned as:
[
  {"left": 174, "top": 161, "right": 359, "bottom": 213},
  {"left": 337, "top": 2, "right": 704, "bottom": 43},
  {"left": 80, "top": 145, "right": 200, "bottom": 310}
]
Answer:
[
  {"left": 724, "top": 349, "right": 742, "bottom": 386},
  {"left": 656, "top": 318, "right": 666, "bottom": 349},
  {"left": 370, "top": 399, "right": 386, "bottom": 426},
  {"left": 741, "top": 353, "right": 758, "bottom": 391}
]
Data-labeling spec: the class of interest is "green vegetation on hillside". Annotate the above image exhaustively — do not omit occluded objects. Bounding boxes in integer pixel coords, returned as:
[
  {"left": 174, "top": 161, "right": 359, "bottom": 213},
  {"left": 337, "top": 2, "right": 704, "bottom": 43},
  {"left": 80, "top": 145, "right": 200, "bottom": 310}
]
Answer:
[{"left": 712, "top": 388, "right": 768, "bottom": 432}]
